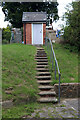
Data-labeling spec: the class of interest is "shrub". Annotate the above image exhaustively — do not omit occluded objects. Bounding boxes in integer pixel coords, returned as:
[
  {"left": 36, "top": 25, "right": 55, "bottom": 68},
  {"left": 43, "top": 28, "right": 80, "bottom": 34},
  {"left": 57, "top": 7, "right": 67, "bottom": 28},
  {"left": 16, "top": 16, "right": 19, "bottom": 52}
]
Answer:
[
  {"left": 62, "top": 2, "right": 80, "bottom": 51},
  {"left": 2, "top": 26, "right": 11, "bottom": 44}
]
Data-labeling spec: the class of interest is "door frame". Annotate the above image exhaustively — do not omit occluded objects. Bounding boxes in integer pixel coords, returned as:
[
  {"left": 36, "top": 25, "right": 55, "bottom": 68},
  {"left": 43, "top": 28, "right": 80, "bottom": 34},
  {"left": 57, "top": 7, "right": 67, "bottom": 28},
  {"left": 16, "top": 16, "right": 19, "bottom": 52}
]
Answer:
[{"left": 32, "top": 23, "right": 43, "bottom": 45}]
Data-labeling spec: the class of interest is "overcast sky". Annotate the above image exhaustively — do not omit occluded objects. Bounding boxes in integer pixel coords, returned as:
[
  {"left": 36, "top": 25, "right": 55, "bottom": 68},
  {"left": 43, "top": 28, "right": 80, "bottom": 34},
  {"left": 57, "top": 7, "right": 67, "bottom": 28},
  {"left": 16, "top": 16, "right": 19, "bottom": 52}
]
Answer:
[{"left": 0, "top": 0, "right": 75, "bottom": 29}]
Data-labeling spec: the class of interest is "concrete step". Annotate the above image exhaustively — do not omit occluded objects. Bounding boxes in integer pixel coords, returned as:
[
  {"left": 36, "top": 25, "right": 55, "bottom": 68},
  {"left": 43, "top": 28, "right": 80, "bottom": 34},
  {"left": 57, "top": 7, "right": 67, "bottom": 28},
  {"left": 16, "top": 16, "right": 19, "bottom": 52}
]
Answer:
[
  {"left": 38, "top": 97, "right": 58, "bottom": 103},
  {"left": 37, "top": 50, "right": 45, "bottom": 53},
  {"left": 37, "top": 48, "right": 44, "bottom": 50},
  {"left": 36, "top": 68, "right": 49, "bottom": 72},
  {"left": 37, "top": 80, "right": 52, "bottom": 84},
  {"left": 35, "top": 55, "right": 47, "bottom": 57},
  {"left": 38, "top": 85, "right": 54, "bottom": 90},
  {"left": 37, "top": 62, "right": 48, "bottom": 65},
  {"left": 36, "top": 53, "right": 47, "bottom": 56},
  {"left": 37, "top": 72, "right": 50, "bottom": 76},
  {"left": 36, "top": 59, "right": 48, "bottom": 62},
  {"left": 35, "top": 57, "right": 47, "bottom": 59},
  {"left": 38, "top": 91, "right": 56, "bottom": 96},
  {"left": 36, "top": 65, "right": 49, "bottom": 68},
  {"left": 36, "top": 76, "right": 51, "bottom": 80}
]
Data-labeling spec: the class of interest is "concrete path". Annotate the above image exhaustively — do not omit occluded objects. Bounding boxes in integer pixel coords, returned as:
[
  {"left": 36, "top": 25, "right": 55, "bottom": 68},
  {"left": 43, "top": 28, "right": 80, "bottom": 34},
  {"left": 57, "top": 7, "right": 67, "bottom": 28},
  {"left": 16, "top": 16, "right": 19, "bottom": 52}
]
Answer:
[{"left": 28, "top": 98, "right": 80, "bottom": 119}]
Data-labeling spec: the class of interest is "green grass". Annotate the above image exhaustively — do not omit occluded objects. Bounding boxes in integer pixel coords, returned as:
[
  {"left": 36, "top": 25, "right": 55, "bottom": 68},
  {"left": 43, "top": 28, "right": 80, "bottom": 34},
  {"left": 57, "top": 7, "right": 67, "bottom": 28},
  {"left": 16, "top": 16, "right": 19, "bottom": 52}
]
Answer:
[
  {"left": 2, "top": 44, "right": 40, "bottom": 118},
  {"left": 2, "top": 44, "right": 39, "bottom": 102},
  {"left": 44, "top": 43, "right": 78, "bottom": 84}
]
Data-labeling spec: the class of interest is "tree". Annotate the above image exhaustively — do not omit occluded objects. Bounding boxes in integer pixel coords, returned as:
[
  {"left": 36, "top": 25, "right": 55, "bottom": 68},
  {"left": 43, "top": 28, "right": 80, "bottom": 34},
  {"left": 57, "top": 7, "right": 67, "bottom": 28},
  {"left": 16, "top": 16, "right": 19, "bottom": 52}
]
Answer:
[
  {"left": 62, "top": 2, "right": 80, "bottom": 51},
  {"left": 2, "top": 25, "right": 11, "bottom": 44},
  {"left": 2, "top": 2, "right": 59, "bottom": 28}
]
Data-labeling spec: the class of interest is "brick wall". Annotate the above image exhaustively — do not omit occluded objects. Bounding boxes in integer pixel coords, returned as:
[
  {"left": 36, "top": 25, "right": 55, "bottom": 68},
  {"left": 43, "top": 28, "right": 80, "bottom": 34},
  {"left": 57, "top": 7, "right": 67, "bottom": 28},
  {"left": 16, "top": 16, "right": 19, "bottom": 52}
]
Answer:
[
  {"left": 43, "top": 23, "right": 46, "bottom": 44},
  {"left": 23, "top": 23, "right": 32, "bottom": 44},
  {"left": 26, "top": 23, "right": 32, "bottom": 44}
]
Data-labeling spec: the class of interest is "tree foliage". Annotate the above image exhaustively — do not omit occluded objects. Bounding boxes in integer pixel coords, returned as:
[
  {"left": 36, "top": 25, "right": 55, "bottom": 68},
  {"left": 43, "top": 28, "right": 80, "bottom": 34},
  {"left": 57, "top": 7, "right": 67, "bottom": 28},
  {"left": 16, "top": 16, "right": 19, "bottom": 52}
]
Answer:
[
  {"left": 62, "top": 2, "right": 80, "bottom": 51},
  {"left": 2, "top": 25, "right": 11, "bottom": 44},
  {"left": 2, "top": 2, "right": 59, "bottom": 28}
]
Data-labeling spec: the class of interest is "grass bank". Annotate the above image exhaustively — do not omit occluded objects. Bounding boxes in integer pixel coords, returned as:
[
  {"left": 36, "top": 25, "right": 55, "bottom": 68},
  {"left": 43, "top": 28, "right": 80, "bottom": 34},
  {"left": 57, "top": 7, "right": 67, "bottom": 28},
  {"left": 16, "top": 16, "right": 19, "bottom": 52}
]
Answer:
[
  {"left": 44, "top": 43, "right": 78, "bottom": 84},
  {"left": 2, "top": 44, "right": 40, "bottom": 118}
]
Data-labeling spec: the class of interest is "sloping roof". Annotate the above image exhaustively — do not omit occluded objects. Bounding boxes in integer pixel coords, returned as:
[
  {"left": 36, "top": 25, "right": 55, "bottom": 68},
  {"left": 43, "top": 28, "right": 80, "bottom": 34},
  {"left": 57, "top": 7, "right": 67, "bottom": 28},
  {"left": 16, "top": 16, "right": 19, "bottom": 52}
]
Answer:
[{"left": 22, "top": 12, "right": 47, "bottom": 22}]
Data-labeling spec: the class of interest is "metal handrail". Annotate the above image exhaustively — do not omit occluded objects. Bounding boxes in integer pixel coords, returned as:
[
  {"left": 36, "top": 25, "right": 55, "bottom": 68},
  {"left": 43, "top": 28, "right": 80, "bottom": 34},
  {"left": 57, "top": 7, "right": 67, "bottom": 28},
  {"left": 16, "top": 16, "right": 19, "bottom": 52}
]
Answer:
[{"left": 45, "top": 37, "right": 61, "bottom": 103}]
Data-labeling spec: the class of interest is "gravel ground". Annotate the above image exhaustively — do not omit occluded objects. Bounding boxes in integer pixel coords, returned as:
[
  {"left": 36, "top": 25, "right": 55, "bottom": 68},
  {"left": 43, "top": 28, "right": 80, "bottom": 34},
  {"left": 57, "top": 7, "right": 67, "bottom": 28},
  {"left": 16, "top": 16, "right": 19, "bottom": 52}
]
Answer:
[{"left": 28, "top": 98, "right": 80, "bottom": 119}]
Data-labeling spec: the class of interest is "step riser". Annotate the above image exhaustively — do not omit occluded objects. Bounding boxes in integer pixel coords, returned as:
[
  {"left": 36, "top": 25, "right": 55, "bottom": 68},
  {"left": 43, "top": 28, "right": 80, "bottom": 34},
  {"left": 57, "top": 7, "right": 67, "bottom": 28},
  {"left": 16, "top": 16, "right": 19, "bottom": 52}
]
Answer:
[
  {"left": 37, "top": 78, "right": 51, "bottom": 80},
  {"left": 37, "top": 74, "right": 50, "bottom": 76},
  {"left": 37, "top": 70, "right": 49, "bottom": 72},
  {"left": 36, "top": 54, "right": 47, "bottom": 56},
  {"left": 35, "top": 57, "right": 47, "bottom": 59},
  {"left": 39, "top": 95, "right": 56, "bottom": 97},
  {"left": 37, "top": 49, "right": 44, "bottom": 50},
  {"left": 37, "top": 51, "right": 45, "bottom": 53},
  {"left": 39, "top": 88, "right": 52, "bottom": 91},
  {"left": 37, "top": 52, "right": 46, "bottom": 54},
  {"left": 38, "top": 83, "right": 51, "bottom": 85},
  {"left": 35, "top": 55, "right": 47, "bottom": 57},
  {"left": 36, "top": 66, "right": 48, "bottom": 68},
  {"left": 38, "top": 100, "right": 57, "bottom": 103}
]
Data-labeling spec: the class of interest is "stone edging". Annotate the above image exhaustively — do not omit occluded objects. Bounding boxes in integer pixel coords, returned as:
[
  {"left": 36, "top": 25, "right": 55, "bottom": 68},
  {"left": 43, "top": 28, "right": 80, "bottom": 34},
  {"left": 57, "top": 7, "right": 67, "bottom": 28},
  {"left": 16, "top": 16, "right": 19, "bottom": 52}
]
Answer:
[{"left": 54, "top": 83, "right": 80, "bottom": 98}]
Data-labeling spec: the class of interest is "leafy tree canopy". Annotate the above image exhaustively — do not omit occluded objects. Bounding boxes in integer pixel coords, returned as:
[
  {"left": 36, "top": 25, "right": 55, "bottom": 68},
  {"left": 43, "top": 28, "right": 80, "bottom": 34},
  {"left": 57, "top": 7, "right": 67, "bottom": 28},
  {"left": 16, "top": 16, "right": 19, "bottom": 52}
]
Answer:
[
  {"left": 62, "top": 2, "right": 80, "bottom": 51},
  {"left": 2, "top": 2, "right": 59, "bottom": 28}
]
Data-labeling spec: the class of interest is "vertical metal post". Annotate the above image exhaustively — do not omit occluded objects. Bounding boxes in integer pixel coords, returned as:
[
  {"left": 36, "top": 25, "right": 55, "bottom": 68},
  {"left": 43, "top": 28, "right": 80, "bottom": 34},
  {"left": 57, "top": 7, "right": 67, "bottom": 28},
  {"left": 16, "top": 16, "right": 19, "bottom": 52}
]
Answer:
[
  {"left": 50, "top": 47, "right": 52, "bottom": 62},
  {"left": 46, "top": 38, "right": 48, "bottom": 51},
  {"left": 58, "top": 74, "right": 61, "bottom": 103},
  {"left": 52, "top": 52, "right": 54, "bottom": 71},
  {"left": 55, "top": 61, "right": 57, "bottom": 80}
]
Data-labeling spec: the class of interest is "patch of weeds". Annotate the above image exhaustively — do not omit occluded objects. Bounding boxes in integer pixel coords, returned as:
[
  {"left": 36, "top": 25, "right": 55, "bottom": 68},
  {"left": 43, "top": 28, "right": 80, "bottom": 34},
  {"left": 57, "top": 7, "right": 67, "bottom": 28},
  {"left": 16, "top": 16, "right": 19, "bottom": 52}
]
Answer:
[
  {"left": 35, "top": 112, "right": 40, "bottom": 118},
  {"left": 60, "top": 104, "right": 66, "bottom": 107},
  {"left": 61, "top": 109, "right": 67, "bottom": 113}
]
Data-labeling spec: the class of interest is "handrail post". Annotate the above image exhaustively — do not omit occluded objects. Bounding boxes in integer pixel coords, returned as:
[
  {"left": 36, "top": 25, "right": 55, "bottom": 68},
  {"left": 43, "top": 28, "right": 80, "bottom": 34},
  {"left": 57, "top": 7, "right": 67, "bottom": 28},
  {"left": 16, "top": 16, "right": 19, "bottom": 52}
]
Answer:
[
  {"left": 45, "top": 37, "right": 61, "bottom": 103},
  {"left": 55, "top": 61, "right": 57, "bottom": 80},
  {"left": 52, "top": 55, "right": 54, "bottom": 71},
  {"left": 58, "top": 73, "right": 61, "bottom": 103}
]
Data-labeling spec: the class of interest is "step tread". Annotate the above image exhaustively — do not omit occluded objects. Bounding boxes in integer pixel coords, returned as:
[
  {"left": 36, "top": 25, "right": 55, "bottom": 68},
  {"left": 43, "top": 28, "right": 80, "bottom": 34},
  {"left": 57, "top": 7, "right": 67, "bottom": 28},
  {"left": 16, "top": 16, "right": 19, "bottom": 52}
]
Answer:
[
  {"left": 38, "top": 91, "right": 56, "bottom": 95},
  {"left": 36, "top": 59, "right": 48, "bottom": 61},
  {"left": 38, "top": 85, "right": 54, "bottom": 89},
  {"left": 36, "top": 76, "right": 51, "bottom": 79},
  {"left": 37, "top": 62, "right": 48, "bottom": 64},
  {"left": 38, "top": 97, "right": 58, "bottom": 103},
  {"left": 37, "top": 48, "right": 44, "bottom": 50},
  {"left": 36, "top": 65, "right": 49, "bottom": 67},
  {"left": 36, "top": 68, "right": 49, "bottom": 70},
  {"left": 37, "top": 80, "right": 52, "bottom": 83},
  {"left": 35, "top": 55, "right": 47, "bottom": 57},
  {"left": 37, "top": 72, "right": 50, "bottom": 75},
  {"left": 35, "top": 57, "right": 47, "bottom": 59}
]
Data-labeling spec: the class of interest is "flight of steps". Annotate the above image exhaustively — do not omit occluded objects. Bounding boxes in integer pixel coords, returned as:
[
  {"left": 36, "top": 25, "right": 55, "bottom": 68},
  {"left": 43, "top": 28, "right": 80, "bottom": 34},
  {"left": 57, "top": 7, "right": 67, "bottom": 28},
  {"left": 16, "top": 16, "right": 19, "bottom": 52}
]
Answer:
[{"left": 35, "top": 47, "right": 58, "bottom": 103}]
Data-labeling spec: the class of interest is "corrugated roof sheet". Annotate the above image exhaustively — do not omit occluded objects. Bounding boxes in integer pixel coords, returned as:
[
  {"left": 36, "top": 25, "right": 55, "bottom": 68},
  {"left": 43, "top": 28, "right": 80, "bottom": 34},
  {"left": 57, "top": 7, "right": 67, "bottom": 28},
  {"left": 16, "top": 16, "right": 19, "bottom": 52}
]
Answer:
[{"left": 22, "top": 12, "right": 47, "bottom": 22}]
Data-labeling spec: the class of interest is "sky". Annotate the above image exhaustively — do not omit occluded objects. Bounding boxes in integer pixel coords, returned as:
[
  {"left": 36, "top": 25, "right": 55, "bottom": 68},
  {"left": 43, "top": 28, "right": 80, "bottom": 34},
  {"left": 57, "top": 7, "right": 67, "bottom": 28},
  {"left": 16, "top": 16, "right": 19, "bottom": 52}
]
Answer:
[{"left": 0, "top": 0, "right": 76, "bottom": 30}]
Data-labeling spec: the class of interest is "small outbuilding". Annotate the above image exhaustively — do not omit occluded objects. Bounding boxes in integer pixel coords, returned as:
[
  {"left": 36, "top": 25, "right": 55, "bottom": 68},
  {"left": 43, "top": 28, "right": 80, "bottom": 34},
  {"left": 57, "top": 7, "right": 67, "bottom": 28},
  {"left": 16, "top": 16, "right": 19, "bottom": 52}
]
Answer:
[{"left": 22, "top": 12, "right": 47, "bottom": 45}]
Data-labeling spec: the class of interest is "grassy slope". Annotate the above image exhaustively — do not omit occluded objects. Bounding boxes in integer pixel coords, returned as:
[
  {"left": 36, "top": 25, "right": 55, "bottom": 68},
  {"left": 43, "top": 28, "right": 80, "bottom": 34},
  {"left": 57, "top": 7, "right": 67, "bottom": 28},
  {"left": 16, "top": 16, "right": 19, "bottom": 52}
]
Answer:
[
  {"left": 2, "top": 44, "right": 40, "bottom": 118},
  {"left": 44, "top": 43, "right": 78, "bottom": 84}
]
